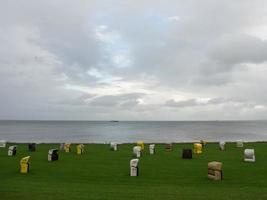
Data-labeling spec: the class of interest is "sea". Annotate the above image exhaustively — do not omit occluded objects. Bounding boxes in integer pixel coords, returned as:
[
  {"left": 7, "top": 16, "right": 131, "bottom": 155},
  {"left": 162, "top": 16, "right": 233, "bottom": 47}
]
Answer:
[{"left": 0, "top": 120, "right": 267, "bottom": 143}]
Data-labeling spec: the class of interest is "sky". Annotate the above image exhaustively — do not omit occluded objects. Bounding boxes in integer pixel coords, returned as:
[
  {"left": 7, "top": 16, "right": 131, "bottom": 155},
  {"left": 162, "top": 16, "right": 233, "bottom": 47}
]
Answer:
[{"left": 0, "top": 0, "right": 267, "bottom": 120}]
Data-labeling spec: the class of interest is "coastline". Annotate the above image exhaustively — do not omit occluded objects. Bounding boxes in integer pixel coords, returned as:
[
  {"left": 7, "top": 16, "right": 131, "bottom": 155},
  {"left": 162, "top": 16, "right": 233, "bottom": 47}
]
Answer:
[
  {"left": 1, "top": 120, "right": 267, "bottom": 143},
  {"left": 4, "top": 141, "right": 267, "bottom": 144}
]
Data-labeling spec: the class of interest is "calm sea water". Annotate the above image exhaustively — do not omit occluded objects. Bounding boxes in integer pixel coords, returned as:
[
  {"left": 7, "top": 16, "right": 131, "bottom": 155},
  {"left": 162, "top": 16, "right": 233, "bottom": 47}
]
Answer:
[{"left": 0, "top": 120, "right": 267, "bottom": 143}]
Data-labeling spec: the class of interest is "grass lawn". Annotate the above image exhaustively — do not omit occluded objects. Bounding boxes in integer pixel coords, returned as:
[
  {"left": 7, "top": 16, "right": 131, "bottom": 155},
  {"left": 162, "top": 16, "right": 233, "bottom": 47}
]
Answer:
[{"left": 0, "top": 142, "right": 267, "bottom": 200}]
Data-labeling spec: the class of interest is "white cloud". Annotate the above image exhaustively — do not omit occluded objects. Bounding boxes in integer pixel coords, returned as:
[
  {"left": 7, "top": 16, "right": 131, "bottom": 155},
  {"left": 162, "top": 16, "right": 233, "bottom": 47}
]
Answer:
[
  {"left": 246, "top": 25, "right": 267, "bottom": 40},
  {"left": 87, "top": 68, "right": 103, "bottom": 79},
  {"left": 254, "top": 105, "right": 266, "bottom": 110},
  {"left": 167, "top": 16, "right": 180, "bottom": 22},
  {"left": 112, "top": 54, "right": 132, "bottom": 68},
  {"left": 87, "top": 68, "right": 122, "bottom": 83}
]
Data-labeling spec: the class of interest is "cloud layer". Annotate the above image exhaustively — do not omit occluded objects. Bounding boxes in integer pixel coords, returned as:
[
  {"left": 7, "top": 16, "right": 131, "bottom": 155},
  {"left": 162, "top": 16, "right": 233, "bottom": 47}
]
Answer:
[{"left": 0, "top": 0, "right": 267, "bottom": 120}]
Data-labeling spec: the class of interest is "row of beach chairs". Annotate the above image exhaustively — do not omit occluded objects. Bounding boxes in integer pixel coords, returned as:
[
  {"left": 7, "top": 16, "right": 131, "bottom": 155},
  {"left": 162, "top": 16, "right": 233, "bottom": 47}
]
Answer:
[{"left": 2, "top": 140, "right": 256, "bottom": 180}]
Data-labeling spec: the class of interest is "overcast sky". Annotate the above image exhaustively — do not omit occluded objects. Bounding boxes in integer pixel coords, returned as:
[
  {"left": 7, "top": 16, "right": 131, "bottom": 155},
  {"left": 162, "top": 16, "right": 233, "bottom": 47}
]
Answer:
[{"left": 1, "top": 0, "right": 267, "bottom": 120}]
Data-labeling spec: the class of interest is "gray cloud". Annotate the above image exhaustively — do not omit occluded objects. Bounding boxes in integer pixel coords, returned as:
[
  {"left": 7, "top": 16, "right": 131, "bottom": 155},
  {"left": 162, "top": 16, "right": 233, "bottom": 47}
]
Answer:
[
  {"left": 90, "top": 93, "right": 144, "bottom": 107},
  {"left": 165, "top": 99, "right": 199, "bottom": 108},
  {"left": 208, "top": 34, "right": 267, "bottom": 66},
  {"left": 58, "top": 93, "right": 96, "bottom": 106},
  {"left": 165, "top": 97, "right": 251, "bottom": 108},
  {"left": 0, "top": 0, "right": 267, "bottom": 120}
]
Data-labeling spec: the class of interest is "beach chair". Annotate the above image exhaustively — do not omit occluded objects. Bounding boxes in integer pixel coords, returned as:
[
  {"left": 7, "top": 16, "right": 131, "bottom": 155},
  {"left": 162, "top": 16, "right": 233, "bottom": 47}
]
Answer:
[
  {"left": 193, "top": 143, "right": 202, "bottom": 154},
  {"left": 8, "top": 145, "right": 17, "bottom": 156},
  {"left": 59, "top": 143, "right": 65, "bottom": 150},
  {"left": 130, "top": 159, "right": 139, "bottom": 176},
  {"left": 236, "top": 140, "right": 243, "bottom": 148},
  {"left": 48, "top": 149, "right": 59, "bottom": 161},
  {"left": 110, "top": 142, "right": 118, "bottom": 151},
  {"left": 20, "top": 156, "right": 31, "bottom": 174},
  {"left": 133, "top": 146, "right": 141, "bottom": 158},
  {"left": 28, "top": 143, "right": 36, "bottom": 152},
  {"left": 244, "top": 149, "right": 255, "bottom": 162},
  {"left": 200, "top": 140, "right": 207, "bottom": 147},
  {"left": 0, "top": 140, "right": 6, "bottom": 148},
  {"left": 64, "top": 143, "right": 71, "bottom": 152},
  {"left": 149, "top": 144, "right": 155, "bottom": 155},
  {"left": 208, "top": 161, "right": 223, "bottom": 181},
  {"left": 219, "top": 141, "right": 226, "bottom": 151},
  {"left": 182, "top": 149, "right": 192, "bottom": 159},
  {"left": 77, "top": 144, "right": 84, "bottom": 155},
  {"left": 137, "top": 141, "right": 145, "bottom": 151},
  {"left": 165, "top": 143, "right": 173, "bottom": 151}
]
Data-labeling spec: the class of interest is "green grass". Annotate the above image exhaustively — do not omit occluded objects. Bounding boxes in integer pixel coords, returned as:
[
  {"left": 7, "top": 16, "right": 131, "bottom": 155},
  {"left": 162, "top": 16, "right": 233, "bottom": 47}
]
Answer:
[{"left": 0, "top": 142, "right": 267, "bottom": 200}]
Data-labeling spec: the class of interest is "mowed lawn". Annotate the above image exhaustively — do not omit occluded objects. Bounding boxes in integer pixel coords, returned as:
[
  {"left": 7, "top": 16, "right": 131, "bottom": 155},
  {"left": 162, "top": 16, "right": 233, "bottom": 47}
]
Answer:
[{"left": 0, "top": 142, "right": 267, "bottom": 200}]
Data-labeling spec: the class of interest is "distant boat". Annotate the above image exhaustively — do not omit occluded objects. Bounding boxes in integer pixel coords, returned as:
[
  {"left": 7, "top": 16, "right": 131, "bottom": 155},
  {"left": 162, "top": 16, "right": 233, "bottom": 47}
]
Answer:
[{"left": 110, "top": 120, "right": 119, "bottom": 122}]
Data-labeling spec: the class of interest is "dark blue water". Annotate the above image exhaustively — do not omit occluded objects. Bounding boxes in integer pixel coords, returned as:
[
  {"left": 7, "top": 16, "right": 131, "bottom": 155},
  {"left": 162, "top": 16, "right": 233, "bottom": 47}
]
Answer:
[{"left": 0, "top": 120, "right": 267, "bottom": 143}]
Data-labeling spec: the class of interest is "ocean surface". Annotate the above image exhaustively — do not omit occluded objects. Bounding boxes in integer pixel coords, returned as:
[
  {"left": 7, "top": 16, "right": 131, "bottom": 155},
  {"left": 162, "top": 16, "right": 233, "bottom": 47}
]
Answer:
[{"left": 0, "top": 120, "right": 267, "bottom": 143}]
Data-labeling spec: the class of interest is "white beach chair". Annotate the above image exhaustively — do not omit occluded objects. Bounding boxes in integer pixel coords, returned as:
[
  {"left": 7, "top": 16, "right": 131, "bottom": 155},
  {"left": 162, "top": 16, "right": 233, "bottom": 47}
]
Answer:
[
  {"left": 8, "top": 145, "right": 17, "bottom": 156},
  {"left": 244, "top": 149, "right": 255, "bottom": 162},
  {"left": 0, "top": 140, "right": 6, "bottom": 148},
  {"left": 110, "top": 142, "right": 118, "bottom": 151},
  {"left": 236, "top": 140, "right": 243, "bottom": 148},
  {"left": 219, "top": 141, "right": 226, "bottom": 150},
  {"left": 133, "top": 146, "right": 141, "bottom": 158},
  {"left": 149, "top": 144, "right": 155, "bottom": 155},
  {"left": 130, "top": 158, "right": 139, "bottom": 176}
]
